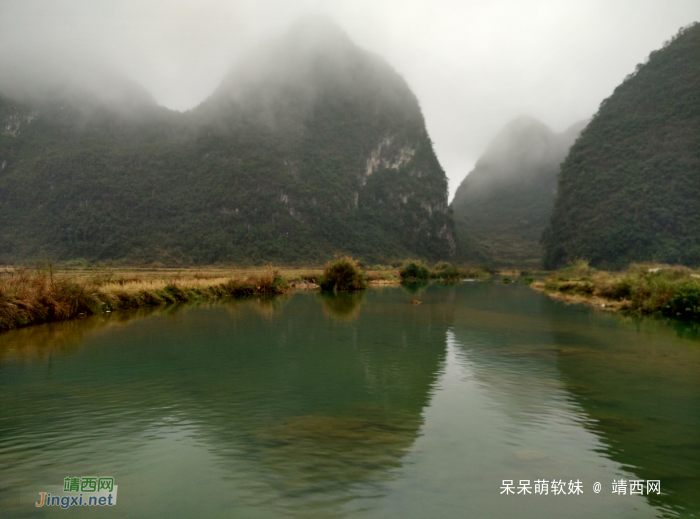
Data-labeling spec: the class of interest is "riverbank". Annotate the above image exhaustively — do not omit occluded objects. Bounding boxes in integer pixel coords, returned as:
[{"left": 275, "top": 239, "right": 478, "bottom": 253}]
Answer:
[
  {"left": 0, "top": 263, "right": 496, "bottom": 332},
  {"left": 0, "top": 267, "right": 296, "bottom": 332},
  {"left": 531, "top": 261, "right": 700, "bottom": 319},
  {"left": 0, "top": 265, "right": 403, "bottom": 332}
]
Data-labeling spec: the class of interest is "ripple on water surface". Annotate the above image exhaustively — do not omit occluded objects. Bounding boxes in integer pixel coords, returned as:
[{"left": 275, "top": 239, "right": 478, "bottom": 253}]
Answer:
[{"left": 0, "top": 285, "right": 698, "bottom": 518}]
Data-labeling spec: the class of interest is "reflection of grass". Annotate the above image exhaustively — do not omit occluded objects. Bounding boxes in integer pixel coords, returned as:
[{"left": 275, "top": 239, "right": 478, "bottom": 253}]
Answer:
[
  {"left": 0, "top": 306, "right": 165, "bottom": 363},
  {"left": 0, "top": 267, "right": 289, "bottom": 332},
  {"left": 401, "top": 280, "right": 430, "bottom": 295},
  {"left": 0, "top": 297, "right": 292, "bottom": 363},
  {"left": 318, "top": 291, "right": 365, "bottom": 320}
]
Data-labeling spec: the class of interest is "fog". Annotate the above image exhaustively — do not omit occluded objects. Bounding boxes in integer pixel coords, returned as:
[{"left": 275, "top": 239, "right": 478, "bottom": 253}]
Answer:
[{"left": 1, "top": 0, "right": 698, "bottom": 199}]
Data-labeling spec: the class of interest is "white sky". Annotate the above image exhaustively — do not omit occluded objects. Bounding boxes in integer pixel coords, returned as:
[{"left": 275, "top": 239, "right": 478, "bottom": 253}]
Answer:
[{"left": 1, "top": 0, "right": 698, "bottom": 200}]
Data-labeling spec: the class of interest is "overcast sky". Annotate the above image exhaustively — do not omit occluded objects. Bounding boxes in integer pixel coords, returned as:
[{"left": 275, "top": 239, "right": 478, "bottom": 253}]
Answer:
[{"left": 1, "top": 0, "right": 698, "bottom": 200}]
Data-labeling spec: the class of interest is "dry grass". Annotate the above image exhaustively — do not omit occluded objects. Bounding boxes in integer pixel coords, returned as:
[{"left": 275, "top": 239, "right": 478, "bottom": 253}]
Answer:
[
  {"left": 99, "top": 277, "right": 234, "bottom": 295},
  {"left": 0, "top": 266, "right": 289, "bottom": 332},
  {"left": 0, "top": 259, "right": 496, "bottom": 333}
]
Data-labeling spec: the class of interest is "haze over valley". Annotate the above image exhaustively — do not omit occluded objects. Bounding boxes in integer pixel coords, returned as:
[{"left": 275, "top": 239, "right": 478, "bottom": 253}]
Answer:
[
  {"left": 2, "top": 0, "right": 698, "bottom": 199},
  {"left": 3, "top": 5, "right": 700, "bottom": 519},
  {"left": 0, "top": 1, "right": 699, "bottom": 269}
]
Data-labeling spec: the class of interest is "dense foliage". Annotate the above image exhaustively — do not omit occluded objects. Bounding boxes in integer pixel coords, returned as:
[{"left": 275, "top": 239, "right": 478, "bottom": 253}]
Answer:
[
  {"left": 451, "top": 116, "right": 585, "bottom": 268},
  {"left": 399, "top": 260, "right": 429, "bottom": 282},
  {"left": 0, "top": 19, "right": 454, "bottom": 266},
  {"left": 543, "top": 23, "right": 700, "bottom": 269},
  {"left": 319, "top": 256, "right": 367, "bottom": 291}
]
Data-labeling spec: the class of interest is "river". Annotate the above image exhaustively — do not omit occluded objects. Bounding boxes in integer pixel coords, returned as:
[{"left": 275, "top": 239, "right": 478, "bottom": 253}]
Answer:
[{"left": 1, "top": 283, "right": 698, "bottom": 518}]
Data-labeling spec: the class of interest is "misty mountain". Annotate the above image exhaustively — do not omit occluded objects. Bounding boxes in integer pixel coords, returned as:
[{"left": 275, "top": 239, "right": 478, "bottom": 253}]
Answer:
[
  {"left": 451, "top": 115, "right": 586, "bottom": 268},
  {"left": 543, "top": 22, "right": 700, "bottom": 269},
  {"left": 0, "top": 17, "right": 454, "bottom": 265}
]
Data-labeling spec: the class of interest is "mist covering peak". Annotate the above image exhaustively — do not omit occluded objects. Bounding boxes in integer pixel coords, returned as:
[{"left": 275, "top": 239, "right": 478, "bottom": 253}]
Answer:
[
  {"left": 0, "top": 17, "right": 454, "bottom": 264},
  {"left": 451, "top": 115, "right": 587, "bottom": 267}
]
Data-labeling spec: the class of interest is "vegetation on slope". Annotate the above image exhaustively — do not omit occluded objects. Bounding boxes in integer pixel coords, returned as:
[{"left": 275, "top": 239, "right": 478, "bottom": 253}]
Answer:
[
  {"left": 543, "top": 23, "right": 700, "bottom": 269},
  {"left": 0, "top": 18, "right": 454, "bottom": 266},
  {"left": 451, "top": 116, "right": 586, "bottom": 268}
]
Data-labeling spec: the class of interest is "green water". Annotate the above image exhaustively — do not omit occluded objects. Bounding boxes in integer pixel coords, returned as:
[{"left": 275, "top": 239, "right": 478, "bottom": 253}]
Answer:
[{"left": 0, "top": 284, "right": 698, "bottom": 518}]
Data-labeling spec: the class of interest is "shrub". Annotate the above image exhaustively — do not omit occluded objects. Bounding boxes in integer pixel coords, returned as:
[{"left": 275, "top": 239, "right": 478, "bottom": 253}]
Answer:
[
  {"left": 247, "top": 269, "right": 289, "bottom": 296},
  {"left": 662, "top": 282, "right": 700, "bottom": 318},
  {"left": 400, "top": 260, "right": 429, "bottom": 282},
  {"left": 563, "top": 259, "right": 595, "bottom": 277},
  {"left": 319, "top": 257, "right": 367, "bottom": 291},
  {"left": 430, "top": 262, "right": 461, "bottom": 280},
  {"left": 597, "top": 278, "right": 633, "bottom": 300},
  {"left": 479, "top": 263, "right": 498, "bottom": 275}
]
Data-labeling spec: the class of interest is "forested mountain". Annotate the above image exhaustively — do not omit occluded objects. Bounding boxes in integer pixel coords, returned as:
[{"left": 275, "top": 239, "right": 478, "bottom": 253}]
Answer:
[
  {"left": 543, "top": 22, "right": 700, "bottom": 269},
  {"left": 451, "top": 116, "right": 586, "bottom": 267},
  {"left": 0, "top": 18, "right": 454, "bottom": 265}
]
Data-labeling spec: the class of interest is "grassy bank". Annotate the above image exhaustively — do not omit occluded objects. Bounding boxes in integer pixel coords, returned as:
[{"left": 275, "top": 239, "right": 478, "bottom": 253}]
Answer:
[
  {"left": 0, "top": 267, "right": 290, "bottom": 332},
  {"left": 532, "top": 261, "right": 700, "bottom": 319},
  {"left": 0, "top": 262, "right": 494, "bottom": 333}
]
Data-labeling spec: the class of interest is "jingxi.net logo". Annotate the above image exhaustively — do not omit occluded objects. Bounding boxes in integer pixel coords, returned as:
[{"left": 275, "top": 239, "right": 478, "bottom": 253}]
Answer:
[{"left": 34, "top": 476, "right": 118, "bottom": 509}]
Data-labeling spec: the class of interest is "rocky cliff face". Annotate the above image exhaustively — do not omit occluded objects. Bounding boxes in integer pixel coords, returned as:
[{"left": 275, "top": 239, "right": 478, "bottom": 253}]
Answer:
[
  {"left": 0, "top": 18, "right": 454, "bottom": 265},
  {"left": 451, "top": 116, "right": 585, "bottom": 267}
]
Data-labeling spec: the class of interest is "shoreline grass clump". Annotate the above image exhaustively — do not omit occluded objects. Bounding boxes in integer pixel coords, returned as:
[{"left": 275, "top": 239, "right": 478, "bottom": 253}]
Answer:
[
  {"left": 319, "top": 256, "right": 367, "bottom": 292},
  {"left": 0, "top": 268, "right": 99, "bottom": 331},
  {"left": 0, "top": 267, "right": 289, "bottom": 333},
  {"left": 535, "top": 260, "right": 700, "bottom": 319}
]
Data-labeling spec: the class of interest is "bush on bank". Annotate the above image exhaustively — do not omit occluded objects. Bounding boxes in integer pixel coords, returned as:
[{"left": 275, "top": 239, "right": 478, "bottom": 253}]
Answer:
[
  {"left": 319, "top": 256, "right": 367, "bottom": 292},
  {"left": 399, "top": 260, "right": 429, "bottom": 282}
]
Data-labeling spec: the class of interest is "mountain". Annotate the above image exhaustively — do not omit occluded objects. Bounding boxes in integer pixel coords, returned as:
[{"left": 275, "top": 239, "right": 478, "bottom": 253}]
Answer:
[
  {"left": 543, "top": 22, "right": 700, "bottom": 269},
  {"left": 0, "top": 17, "right": 454, "bottom": 265},
  {"left": 451, "top": 116, "right": 586, "bottom": 268}
]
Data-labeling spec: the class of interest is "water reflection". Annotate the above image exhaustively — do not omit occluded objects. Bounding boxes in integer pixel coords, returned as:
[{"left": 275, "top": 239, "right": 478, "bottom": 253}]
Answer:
[
  {"left": 550, "top": 318, "right": 700, "bottom": 516},
  {"left": 400, "top": 280, "right": 430, "bottom": 295},
  {"left": 448, "top": 283, "right": 699, "bottom": 518},
  {"left": 0, "top": 306, "right": 164, "bottom": 363},
  {"left": 317, "top": 291, "right": 365, "bottom": 320},
  {"left": 0, "top": 291, "right": 447, "bottom": 518},
  {"left": 1, "top": 284, "right": 699, "bottom": 518},
  {"left": 0, "top": 297, "right": 296, "bottom": 364}
]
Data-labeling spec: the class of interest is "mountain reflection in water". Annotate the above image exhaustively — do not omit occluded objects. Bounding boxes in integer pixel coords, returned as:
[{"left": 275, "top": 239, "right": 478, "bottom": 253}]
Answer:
[{"left": 0, "top": 284, "right": 698, "bottom": 519}]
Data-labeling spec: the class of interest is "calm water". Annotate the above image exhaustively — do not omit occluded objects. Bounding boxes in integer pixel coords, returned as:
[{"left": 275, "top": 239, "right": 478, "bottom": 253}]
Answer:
[{"left": 1, "top": 283, "right": 699, "bottom": 518}]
